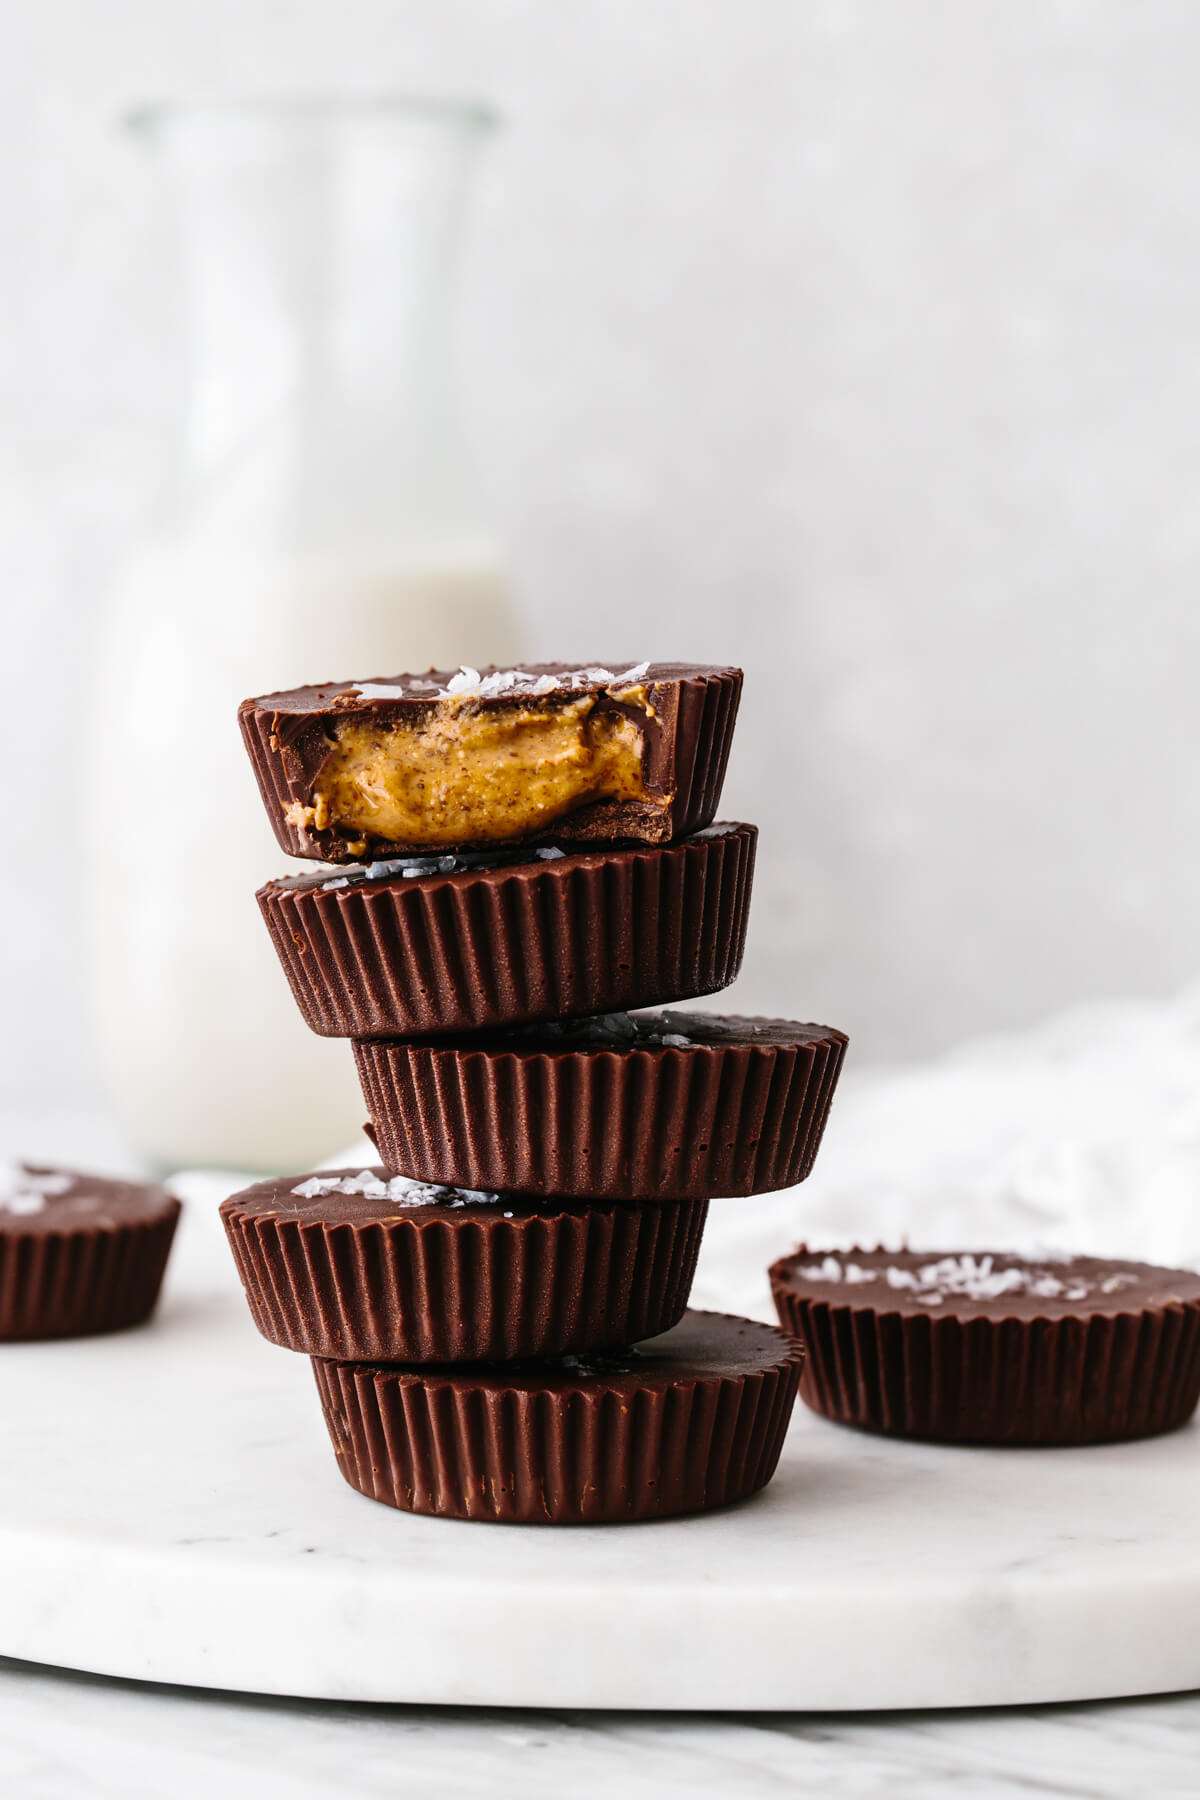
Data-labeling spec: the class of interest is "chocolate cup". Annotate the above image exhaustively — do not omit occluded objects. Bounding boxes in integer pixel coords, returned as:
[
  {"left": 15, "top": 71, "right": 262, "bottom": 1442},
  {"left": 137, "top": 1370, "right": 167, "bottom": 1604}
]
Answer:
[
  {"left": 257, "top": 824, "right": 756, "bottom": 1039},
  {"left": 354, "top": 1014, "right": 849, "bottom": 1202},
  {"left": 0, "top": 1171, "right": 180, "bottom": 1341},
  {"left": 770, "top": 1247, "right": 1200, "bottom": 1446},
  {"left": 239, "top": 662, "right": 742, "bottom": 862},
  {"left": 311, "top": 1310, "right": 803, "bottom": 1524},
  {"left": 221, "top": 1173, "right": 709, "bottom": 1362}
]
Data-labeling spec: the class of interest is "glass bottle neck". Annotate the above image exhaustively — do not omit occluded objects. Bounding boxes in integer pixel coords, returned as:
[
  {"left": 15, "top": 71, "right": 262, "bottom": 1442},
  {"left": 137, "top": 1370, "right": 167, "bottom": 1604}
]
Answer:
[{"left": 140, "top": 104, "right": 494, "bottom": 550}]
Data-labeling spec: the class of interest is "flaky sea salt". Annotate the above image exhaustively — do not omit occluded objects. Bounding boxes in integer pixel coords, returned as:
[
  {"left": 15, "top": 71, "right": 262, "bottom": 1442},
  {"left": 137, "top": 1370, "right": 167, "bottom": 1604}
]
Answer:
[
  {"left": 794, "top": 1251, "right": 1141, "bottom": 1306},
  {"left": 2, "top": 1192, "right": 47, "bottom": 1215},
  {"left": 344, "top": 682, "right": 409, "bottom": 701},
  {"left": 0, "top": 1164, "right": 75, "bottom": 1216},
  {"left": 340, "top": 664, "right": 653, "bottom": 705},
  {"left": 292, "top": 1171, "right": 498, "bottom": 1208},
  {"left": 442, "top": 663, "right": 652, "bottom": 699},
  {"left": 317, "top": 844, "right": 569, "bottom": 892}
]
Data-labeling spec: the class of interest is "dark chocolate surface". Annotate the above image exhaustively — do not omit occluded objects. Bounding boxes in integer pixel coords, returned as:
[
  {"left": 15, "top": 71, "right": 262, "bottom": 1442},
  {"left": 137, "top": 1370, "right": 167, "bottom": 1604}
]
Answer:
[
  {"left": 224, "top": 1167, "right": 509, "bottom": 1226},
  {"left": 342, "top": 1309, "right": 795, "bottom": 1389},
  {"left": 771, "top": 1247, "right": 1200, "bottom": 1320},
  {"left": 239, "top": 661, "right": 742, "bottom": 861},
  {"left": 264, "top": 820, "right": 747, "bottom": 896},
  {"left": 483, "top": 1010, "right": 837, "bottom": 1054},
  {"left": 0, "top": 1164, "right": 179, "bottom": 1234},
  {"left": 246, "top": 661, "right": 727, "bottom": 714}
]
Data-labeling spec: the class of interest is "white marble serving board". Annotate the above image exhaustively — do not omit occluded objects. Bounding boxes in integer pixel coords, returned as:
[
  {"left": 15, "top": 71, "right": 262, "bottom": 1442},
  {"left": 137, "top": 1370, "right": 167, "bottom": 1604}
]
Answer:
[{"left": 1, "top": 1202, "right": 1198, "bottom": 1714}]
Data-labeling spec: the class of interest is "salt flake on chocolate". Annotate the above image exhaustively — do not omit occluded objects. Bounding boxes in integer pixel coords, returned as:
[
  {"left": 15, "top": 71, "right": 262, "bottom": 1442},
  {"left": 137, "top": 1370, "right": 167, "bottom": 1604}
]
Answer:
[{"left": 291, "top": 1171, "right": 499, "bottom": 1208}]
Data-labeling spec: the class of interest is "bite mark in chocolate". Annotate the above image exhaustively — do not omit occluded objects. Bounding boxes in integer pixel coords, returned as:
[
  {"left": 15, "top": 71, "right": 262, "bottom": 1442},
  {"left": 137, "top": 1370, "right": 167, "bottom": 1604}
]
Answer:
[{"left": 240, "top": 661, "right": 742, "bottom": 861}]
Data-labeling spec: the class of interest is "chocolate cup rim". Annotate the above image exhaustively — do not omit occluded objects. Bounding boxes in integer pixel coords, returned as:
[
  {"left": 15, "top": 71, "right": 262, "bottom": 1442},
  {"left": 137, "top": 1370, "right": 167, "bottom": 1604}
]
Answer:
[
  {"left": 312, "top": 1308, "right": 804, "bottom": 1382},
  {"left": 259, "top": 821, "right": 757, "bottom": 900},
  {"left": 220, "top": 1189, "right": 696, "bottom": 1230},
  {"left": 768, "top": 1248, "right": 1200, "bottom": 1329},
  {"left": 0, "top": 1194, "right": 182, "bottom": 1240},
  {"left": 364, "top": 1018, "right": 849, "bottom": 1064}
]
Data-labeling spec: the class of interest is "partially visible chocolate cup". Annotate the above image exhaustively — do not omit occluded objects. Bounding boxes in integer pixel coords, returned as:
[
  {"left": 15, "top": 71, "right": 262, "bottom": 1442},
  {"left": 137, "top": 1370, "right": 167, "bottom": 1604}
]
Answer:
[
  {"left": 0, "top": 1163, "right": 180, "bottom": 1341},
  {"left": 257, "top": 824, "right": 756, "bottom": 1039},
  {"left": 312, "top": 1310, "right": 803, "bottom": 1523},
  {"left": 770, "top": 1246, "right": 1200, "bottom": 1447},
  {"left": 354, "top": 1012, "right": 849, "bottom": 1202},
  {"left": 240, "top": 661, "right": 743, "bottom": 862},
  {"left": 221, "top": 1168, "right": 709, "bottom": 1363}
]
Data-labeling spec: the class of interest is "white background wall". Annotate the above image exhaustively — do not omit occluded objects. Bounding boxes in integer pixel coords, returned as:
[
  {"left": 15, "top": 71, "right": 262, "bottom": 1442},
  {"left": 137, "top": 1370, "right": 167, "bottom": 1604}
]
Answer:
[{"left": 5, "top": 0, "right": 1200, "bottom": 1108}]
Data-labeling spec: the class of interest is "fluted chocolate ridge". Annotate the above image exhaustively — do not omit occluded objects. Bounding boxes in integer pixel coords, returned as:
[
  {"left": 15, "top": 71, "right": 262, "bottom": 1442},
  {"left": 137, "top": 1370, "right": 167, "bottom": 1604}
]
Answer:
[
  {"left": 221, "top": 1185, "right": 709, "bottom": 1363},
  {"left": 257, "top": 825, "right": 756, "bottom": 1039},
  {"left": 0, "top": 1207, "right": 180, "bottom": 1341},
  {"left": 311, "top": 1310, "right": 803, "bottom": 1523},
  {"left": 354, "top": 1015, "right": 849, "bottom": 1201},
  {"left": 771, "top": 1249, "right": 1200, "bottom": 1446}
]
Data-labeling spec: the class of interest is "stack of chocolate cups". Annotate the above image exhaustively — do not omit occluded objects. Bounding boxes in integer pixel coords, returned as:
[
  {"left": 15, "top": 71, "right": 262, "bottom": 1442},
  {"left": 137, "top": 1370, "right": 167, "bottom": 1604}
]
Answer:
[{"left": 223, "top": 662, "right": 848, "bottom": 1524}]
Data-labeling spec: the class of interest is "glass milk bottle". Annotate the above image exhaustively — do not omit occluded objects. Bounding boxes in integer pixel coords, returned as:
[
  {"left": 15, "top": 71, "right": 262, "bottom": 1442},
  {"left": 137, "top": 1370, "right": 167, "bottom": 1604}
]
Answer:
[{"left": 93, "top": 99, "right": 520, "bottom": 1170}]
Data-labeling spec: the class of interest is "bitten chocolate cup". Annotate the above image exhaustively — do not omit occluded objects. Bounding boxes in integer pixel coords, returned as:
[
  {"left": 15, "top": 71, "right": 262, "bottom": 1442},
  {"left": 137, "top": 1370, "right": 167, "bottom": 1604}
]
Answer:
[
  {"left": 354, "top": 1012, "right": 848, "bottom": 1202},
  {"left": 770, "top": 1246, "right": 1200, "bottom": 1447},
  {"left": 0, "top": 1164, "right": 180, "bottom": 1341},
  {"left": 257, "top": 824, "right": 756, "bottom": 1039},
  {"left": 312, "top": 1310, "right": 803, "bottom": 1524},
  {"left": 221, "top": 1168, "right": 709, "bottom": 1363},
  {"left": 239, "top": 661, "right": 742, "bottom": 862}
]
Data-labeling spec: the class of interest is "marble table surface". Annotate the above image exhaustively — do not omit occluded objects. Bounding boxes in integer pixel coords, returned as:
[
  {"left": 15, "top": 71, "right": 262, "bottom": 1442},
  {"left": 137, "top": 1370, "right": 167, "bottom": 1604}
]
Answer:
[
  {"left": 8, "top": 982, "right": 1200, "bottom": 1794},
  {"left": 6, "top": 1655, "right": 1200, "bottom": 1798},
  {"left": 3, "top": 1199, "right": 1200, "bottom": 1715}
]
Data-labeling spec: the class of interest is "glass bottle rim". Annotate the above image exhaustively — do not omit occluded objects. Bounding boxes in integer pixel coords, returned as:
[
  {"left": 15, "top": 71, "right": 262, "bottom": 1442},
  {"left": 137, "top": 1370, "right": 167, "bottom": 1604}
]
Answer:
[{"left": 123, "top": 93, "right": 500, "bottom": 137}]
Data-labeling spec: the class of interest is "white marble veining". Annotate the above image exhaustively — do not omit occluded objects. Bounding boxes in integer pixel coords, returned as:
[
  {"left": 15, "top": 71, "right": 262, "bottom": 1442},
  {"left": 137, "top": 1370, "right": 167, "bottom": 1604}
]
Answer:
[
  {"left": 6, "top": 989, "right": 1200, "bottom": 1789},
  {"left": 0, "top": 1196, "right": 1198, "bottom": 1715},
  {"left": 5, "top": 1658, "right": 1200, "bottom": 1799}
]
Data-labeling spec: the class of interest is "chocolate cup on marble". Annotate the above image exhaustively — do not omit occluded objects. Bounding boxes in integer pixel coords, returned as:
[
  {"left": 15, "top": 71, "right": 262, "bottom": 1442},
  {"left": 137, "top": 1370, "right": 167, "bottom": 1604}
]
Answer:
[
  {"left": 312, "top": 1310, "right": 803, "bottom": 1524},
  {"left": 770, "top": 1246, "right": 1200, "bottom": 1447},
  {"left": 221, "top": 1170, "right": 709, "bottom": 1363},
  {"left": 239, "top": 662, "right": 742, "bottom": 862},
  {"left": 0, "top": 1166, "right": 180, "bottom": 1341},
  {"left": 354, "top": 1013, "right": 849, "bottom": 1202},
  {"left": 257, "top": 824, "right": 756, "bottom": 1039}
]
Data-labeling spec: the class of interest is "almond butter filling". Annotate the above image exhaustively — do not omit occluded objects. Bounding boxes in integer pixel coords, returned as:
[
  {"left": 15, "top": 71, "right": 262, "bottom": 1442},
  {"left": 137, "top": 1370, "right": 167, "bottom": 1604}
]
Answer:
[{"left": 288, "top": 693, "right": 656, "bottom": 847}]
